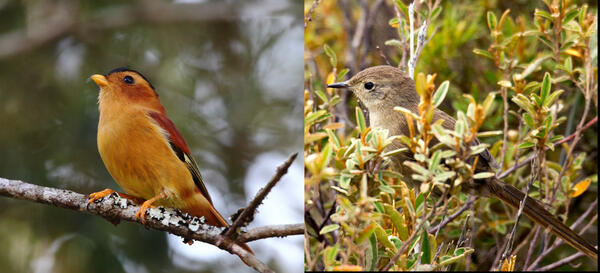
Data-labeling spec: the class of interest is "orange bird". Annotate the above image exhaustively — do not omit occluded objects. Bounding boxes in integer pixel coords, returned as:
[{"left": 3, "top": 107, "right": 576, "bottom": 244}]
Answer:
[{"left": 89, "top": 67, "right": 252, "bottom": 253}]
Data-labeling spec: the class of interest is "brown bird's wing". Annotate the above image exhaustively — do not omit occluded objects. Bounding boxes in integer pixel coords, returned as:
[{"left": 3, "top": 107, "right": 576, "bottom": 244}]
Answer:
[
  {"left": 148, "top": 111, "right": 213, "bottom": 204},
  {"left": 488, "top": 178, "right": 598, "bottom": 260}
]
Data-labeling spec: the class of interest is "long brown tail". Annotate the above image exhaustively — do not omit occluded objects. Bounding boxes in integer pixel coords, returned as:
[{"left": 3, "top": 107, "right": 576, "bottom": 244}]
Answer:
[{"left": 488, "top": 178, "right": 597, "bottom": 260}]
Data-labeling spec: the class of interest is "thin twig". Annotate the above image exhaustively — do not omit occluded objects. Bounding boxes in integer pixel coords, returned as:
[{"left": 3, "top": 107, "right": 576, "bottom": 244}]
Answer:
[
  {"left": 534, "top": 252, "right": 585, "bottom": 271},
  {"left": 376, "top": 46, "right": 392, "bottom": 66},
  {"left": 225, "top": 153, "right": 298, "bottom": 238},
  {"left": 239, "top": 223, "right": 304, "bottom": 243},
  {"left": 429, "top": 196, "right": 476, "bottom": 233},
  {"left": 500, "top": 153, "right": 537, "bottom": 264}
]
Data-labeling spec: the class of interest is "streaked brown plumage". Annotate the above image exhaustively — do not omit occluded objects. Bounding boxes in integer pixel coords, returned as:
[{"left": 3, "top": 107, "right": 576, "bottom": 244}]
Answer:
[{"left": 328, "top": 65, "right": 598, "bottom": 260}]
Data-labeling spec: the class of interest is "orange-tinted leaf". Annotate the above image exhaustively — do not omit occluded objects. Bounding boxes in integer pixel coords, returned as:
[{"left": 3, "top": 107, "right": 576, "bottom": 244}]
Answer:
[
  {"left": 323, "top": 123, "right": 345, "bottom": 130},
  {"left": 564, "top": 48, "right": 583, "bottom": 58},
  {"left": 569, "top": 178, "right": 591, "bottom": 197},
  {"left": 333, "top": 265, "right": 363, "bottom": 271}
]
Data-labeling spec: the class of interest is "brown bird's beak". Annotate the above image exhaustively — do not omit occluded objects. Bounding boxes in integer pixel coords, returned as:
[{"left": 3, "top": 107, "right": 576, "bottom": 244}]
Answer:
[
  {"left": 327, "top": 81, "right": 349, "bottom": 88},
  {"left": 90, "top": 74, "right": 109, "bottom": 88}
]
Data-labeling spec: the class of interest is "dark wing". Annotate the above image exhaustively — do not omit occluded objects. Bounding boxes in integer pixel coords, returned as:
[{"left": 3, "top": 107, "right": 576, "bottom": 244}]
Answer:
[{"left": 148, "top": 111, "right": 213, "bottom": 204}]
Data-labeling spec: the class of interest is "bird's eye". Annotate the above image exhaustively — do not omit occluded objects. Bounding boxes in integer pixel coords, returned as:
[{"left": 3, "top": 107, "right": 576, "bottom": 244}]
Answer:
[
  {"left": 364, "top": 82, "right": 374, "bottom": 90},
  {"left": 123, "top": 75, "right": 134, "bottom": 84}
]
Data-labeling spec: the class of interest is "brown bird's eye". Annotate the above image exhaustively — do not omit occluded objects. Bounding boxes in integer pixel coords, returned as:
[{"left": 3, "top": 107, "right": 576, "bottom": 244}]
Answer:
[
  {"left": 364, "top": 82, "right": 374, "bottom": 90},
  {"left": 123, "top": 75, "right": 134, "bottom": 84}
]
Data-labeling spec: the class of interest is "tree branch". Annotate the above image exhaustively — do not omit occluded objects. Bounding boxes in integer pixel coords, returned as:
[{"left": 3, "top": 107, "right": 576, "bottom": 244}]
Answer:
[
  {"left": 0, "top": 154, "right": 302, "bottom": 273},
  {"left": 240, "top": 223, "right": 304, "bottom": 243}
]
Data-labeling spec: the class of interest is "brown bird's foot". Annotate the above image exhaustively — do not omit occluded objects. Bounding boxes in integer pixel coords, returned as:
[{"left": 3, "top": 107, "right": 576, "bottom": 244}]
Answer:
[{"left": 135, "top": 192, "right": 166, "bottom": 224}]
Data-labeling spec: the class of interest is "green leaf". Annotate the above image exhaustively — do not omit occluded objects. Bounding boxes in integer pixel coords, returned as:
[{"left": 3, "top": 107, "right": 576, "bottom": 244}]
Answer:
[
  {"left": 433, "top": 81, "right": 450, "bottom": 108},
  {"left": 434, "top": 171, "right": 456, "bottom": 182},
  {"left": 356, "top": 221, "right": 376, "bottom": 244},
  {"left": 317, "top": 143, "right": 332, "bottom": 172},
  {"left": 535, "top": 9, "right": 552, "bottom": 20},
  {"left": 379, "top": 184, "right": 395, "bottom": 194},
  {"left": 395, "top": 0, "right": 408, "bottom": 19},
  {"left": 578, "top": 4, "right": 588, "bottom": 27},
  {"left": 394, "top": 106, "right": 420, "bottom": 120},
  {"left": 325, "top": 129, "right": 340, "bottom": 148},
  {"left": 429, "top": 150, "right": 441, "bottom": 170},
  {"left": 531, "top": 93, "right": 542, "bottom": 107},
  {"left": 430, "top": 6, "right": 442, "bottom": 20},
  {"left": 305, "top": 109, "right": 330, "bottom": 125},
  {"left": 320, "top": 224, "right": 340, "bottom": 234},
  {"left": 522, "top": 112, "right": 535, "bottom": 129},
  {"left": 323, "top": 44, "right": 337, "bottom": 67},
  {"left": 549, "top": 135, "right": 563, "bottom": 143},
  {"left": 520, "top": 54, "right": 552, "bottom": 78},
  {"left": 523, "top": 81, "right": 540, "bottom": 93},
  {"left": 455, "top": 120, "right": 465, "bottom": 137},
  {"left": 324, "top": 244, "right": 339, "bottom": 265},
  {"left": 473, "top": 172, "right": 495, "bottom": 179},
  {"left": 564, "top": 57, "right": 573, "bottom": 72},
  {"left": 519, "top": 141, "right": 535, "bottom": 149},
  {"left": 369, "top": 234, "right": 378, "bottom": 271},
  {"left": 374, "top": 201, "right": 385, "bottom": 213},
  {"left": 381, "top": 147, "right": 408, "bottom": 157},
  {"left": 543, "top": 89, "right": 564, "bottom": 107},
  {"left": 540, "top": 72, "right": 551, "bottom": 105},
  {"left": 421, "top": 229, "right": 432, "bottom": 264},
  {"left": 512, "top": 94, "right": 535, "bottom": 116},
  {"left": 563, "top": 8, "right": 579, "bottom": 25},
  {"left": 487, "top": 11, "right": 497, "bottom": 31},
  {"left": 384, "top": 204, "right": 409, "bottom": 240},
  {"left": 473, "top": 48, "right": 494, "bottom": 60},
  {"left": 337, "top": 68, "right": 349, "bottom": 81},
  {"left": 315, "top": 89, "right": 328, "bottom": 103},
  {"left": 469, "top": 143, "right": 489, "bottom": 155},
  {"left": 385, "top": 39, "right": 404, "bottom": 47},
  {"left": 482, "top": 92, "right": 496, "bottom": 116},
  {"left": 374, "top": 222, "right": 397, "bottom": 251},
  {"left": 355, "top": 107, "right": 367, "bottom": 134},
  {"left": 415, "top": 193, "right": 425, "bottom": 213},
  {"left": 404, "top": 161, "right": 429, "bottom": 176}
]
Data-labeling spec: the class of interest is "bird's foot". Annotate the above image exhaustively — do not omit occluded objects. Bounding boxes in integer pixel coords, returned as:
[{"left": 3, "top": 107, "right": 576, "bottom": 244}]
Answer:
[{"left": 88, "top": 189, "right": 116, "bottom": 203}]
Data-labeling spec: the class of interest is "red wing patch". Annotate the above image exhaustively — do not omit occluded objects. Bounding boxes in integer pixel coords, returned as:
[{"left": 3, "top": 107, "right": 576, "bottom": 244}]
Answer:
[{"left": 148, "top": 112, "right": 191, "bottom": 155}]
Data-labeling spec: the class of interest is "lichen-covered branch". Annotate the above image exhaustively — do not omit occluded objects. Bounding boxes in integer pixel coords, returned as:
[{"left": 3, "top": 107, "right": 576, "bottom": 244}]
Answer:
[{"left": 0, "top": 153, "right": 302, "bottom": 273}]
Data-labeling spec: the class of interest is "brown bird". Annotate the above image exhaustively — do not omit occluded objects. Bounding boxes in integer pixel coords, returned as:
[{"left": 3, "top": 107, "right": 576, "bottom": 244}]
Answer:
[{"left": 328, "top": 65, "right": 598, "bottom": 260}]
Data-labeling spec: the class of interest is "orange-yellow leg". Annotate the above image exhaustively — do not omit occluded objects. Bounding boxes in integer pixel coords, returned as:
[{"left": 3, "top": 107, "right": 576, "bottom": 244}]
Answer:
[
  {"left": 88, "top": 188, "right": 143, "bottom": 204},
  {"left": 135, "top": 191, "right": 167, "bottom": 224}
]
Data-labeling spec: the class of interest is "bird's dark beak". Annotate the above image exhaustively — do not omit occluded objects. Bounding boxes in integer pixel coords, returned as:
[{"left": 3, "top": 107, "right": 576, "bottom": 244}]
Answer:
[{"left": 327, "top": 81, "right": 349, "bottom": 88}]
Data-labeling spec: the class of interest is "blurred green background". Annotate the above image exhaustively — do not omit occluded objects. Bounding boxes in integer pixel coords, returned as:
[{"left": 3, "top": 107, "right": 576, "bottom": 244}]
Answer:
[{"left": 0, "top": 0, "right": 303, "bottom": 272}]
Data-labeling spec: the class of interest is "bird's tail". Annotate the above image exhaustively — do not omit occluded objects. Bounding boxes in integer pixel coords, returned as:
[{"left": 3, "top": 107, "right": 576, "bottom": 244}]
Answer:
[
  {"left": 187, "top": 201, "right": 254, "bottom": 254},
  {"left": 489, "top": 178, "right": 597, "bottom": 260}
]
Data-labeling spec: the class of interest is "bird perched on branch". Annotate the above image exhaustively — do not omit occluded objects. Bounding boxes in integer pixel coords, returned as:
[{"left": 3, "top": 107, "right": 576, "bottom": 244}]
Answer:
[
  {"left": 328, "top": 65, "right": 597, "bottom": 260},
  {"left": 89, "top": 67, "right": 252, "bottom": 253}
]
